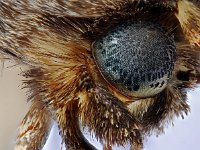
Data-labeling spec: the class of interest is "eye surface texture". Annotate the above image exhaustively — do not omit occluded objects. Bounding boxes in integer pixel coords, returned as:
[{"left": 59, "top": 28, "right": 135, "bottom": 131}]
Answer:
[{"left": 93, "top": 21, "right": 176, "bottom": 98}]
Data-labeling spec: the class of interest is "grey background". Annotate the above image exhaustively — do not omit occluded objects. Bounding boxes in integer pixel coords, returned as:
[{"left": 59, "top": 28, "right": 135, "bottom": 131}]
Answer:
[{"left": 0, "top": 61, "right": 200, "bottom": 150}]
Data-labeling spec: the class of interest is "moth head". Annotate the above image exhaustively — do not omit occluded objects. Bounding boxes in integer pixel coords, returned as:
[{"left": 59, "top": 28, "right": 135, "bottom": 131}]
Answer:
[{"left": 0, "top": 0, "right": 199, "bottom": 147}]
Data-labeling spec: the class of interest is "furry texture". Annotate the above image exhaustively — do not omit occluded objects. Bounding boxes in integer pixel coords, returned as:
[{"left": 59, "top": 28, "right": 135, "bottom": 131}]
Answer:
[
  {"left": 0, "top": 0, "right": 200, "bottom": 150},
  {"left": 15, "top": 100, "right": 52, "bottom": 150}
]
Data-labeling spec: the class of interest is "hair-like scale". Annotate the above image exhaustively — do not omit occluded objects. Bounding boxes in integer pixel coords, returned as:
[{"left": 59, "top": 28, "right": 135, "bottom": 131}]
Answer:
[{"left": 0, "top": 0, "right": 200, "bottom": 150}]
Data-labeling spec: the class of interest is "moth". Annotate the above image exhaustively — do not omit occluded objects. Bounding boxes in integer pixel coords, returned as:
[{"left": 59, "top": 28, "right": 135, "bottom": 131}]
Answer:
[{"left": 0, "top": 0, "right": 200, "bottom": 150}]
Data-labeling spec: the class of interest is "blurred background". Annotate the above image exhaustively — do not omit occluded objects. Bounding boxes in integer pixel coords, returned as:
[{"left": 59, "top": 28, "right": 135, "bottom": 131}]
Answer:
[{"left": 0, "top": 61, "right": 200, "bottom": 150}]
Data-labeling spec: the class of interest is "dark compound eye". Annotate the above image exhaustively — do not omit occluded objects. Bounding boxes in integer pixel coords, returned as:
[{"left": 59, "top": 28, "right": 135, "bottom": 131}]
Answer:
[{"left": 93, "top": 21, "right": 176, "bottom": 98}]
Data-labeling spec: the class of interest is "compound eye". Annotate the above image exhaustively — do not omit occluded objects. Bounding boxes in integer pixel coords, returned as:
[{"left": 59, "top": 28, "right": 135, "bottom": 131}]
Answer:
[{"left": 93, "top": 21, "right": 176, "bottom": 98}]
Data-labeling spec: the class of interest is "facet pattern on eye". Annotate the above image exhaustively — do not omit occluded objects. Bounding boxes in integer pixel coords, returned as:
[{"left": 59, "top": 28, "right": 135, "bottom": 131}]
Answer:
[{"left": 93, "top": 21, "right": 176, "bottom": 97}]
